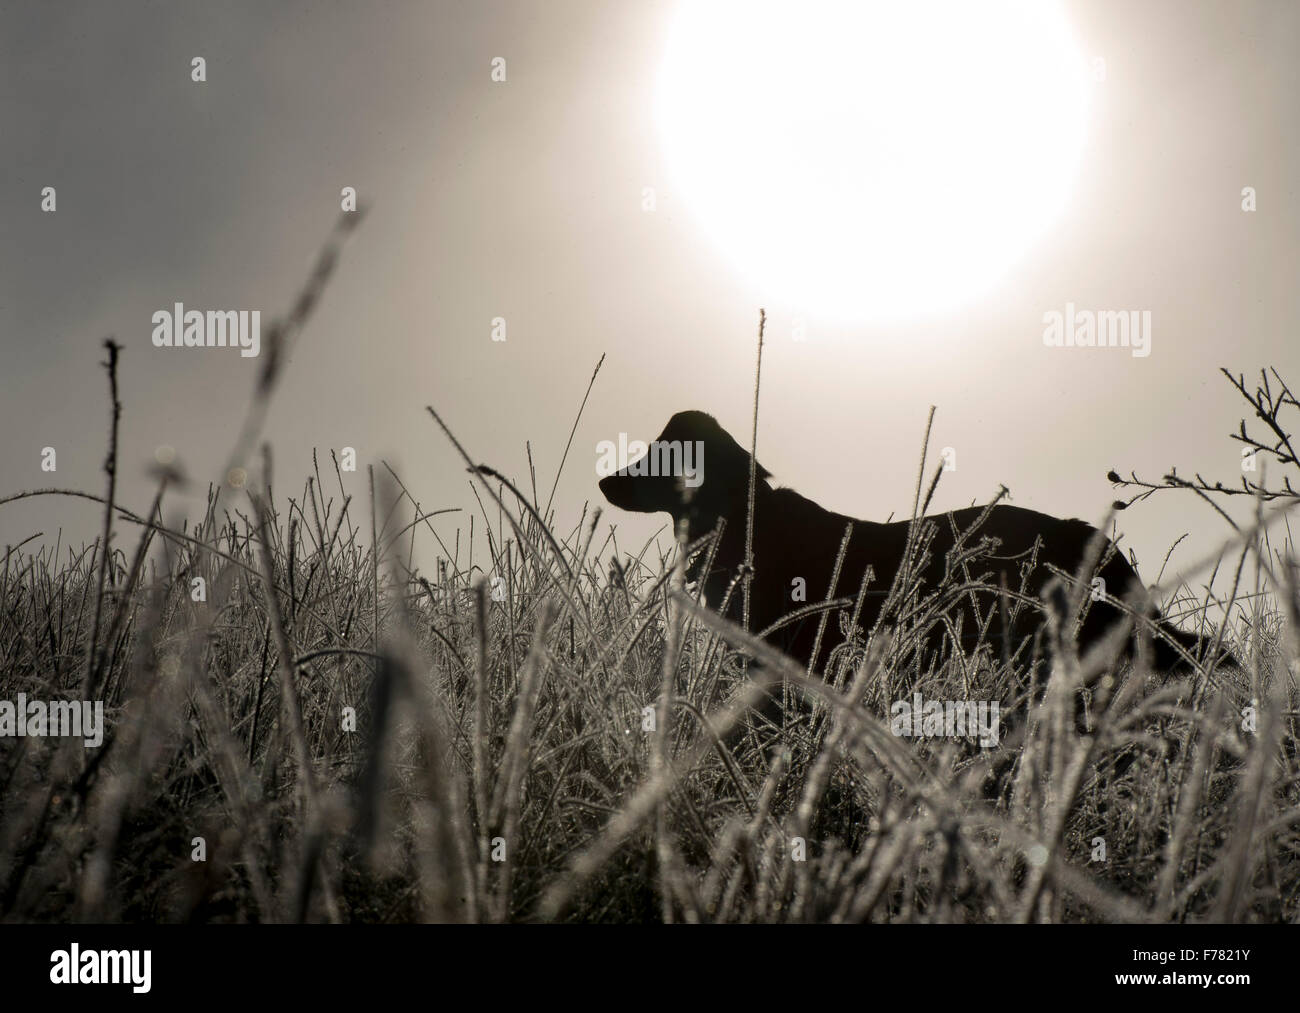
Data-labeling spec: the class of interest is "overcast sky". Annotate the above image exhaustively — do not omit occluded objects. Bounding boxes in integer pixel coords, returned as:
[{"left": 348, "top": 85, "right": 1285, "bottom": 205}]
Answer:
[{"left": 1, "top": 0, "right": 1297, "bottom": 605}]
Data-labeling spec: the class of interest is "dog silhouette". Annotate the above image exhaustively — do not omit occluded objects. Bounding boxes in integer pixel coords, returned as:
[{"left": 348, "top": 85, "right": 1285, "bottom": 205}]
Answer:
[{"left": 600, "top": 411, "right": 1225, "bottom": 689}]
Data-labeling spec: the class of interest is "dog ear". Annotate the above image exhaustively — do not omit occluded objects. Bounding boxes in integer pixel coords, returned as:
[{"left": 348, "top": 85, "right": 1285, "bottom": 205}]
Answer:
[{"left": 657, "top": 410, "right": 770, "bottom": 489}]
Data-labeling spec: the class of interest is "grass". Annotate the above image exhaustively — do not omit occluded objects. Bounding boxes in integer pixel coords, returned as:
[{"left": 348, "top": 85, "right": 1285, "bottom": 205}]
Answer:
[{"left": 2, "top": 219, "right": 1298, "bottom": 923}]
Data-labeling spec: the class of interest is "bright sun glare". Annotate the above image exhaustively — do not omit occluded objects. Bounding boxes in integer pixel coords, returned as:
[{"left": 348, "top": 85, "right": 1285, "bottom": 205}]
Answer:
[{"left": 656, "top": 0, "right": 1091, "bottom": 321}]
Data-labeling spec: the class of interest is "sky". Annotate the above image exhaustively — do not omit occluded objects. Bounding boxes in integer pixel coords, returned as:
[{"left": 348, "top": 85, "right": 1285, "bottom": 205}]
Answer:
[{"left": 1, "top": 0, "right": 1297, "bottom": 609}]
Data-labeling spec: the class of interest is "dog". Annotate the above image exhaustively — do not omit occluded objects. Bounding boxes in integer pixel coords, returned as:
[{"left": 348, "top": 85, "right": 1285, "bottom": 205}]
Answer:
[{"left": 599, "top": 411, "right": 1227, "bottom": 696}]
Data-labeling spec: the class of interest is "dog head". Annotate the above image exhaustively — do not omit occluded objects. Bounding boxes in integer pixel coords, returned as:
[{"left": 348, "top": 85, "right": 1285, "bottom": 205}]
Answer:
[{"left": 598, "top": 410, "right": 769, "bottom": 536}]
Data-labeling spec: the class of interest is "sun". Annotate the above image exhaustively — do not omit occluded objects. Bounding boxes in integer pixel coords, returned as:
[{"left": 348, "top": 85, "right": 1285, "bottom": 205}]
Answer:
[{"left": 656, "top": 0, "right": 1091, "bottom": 321}]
